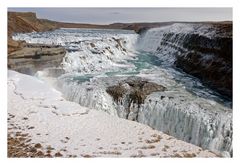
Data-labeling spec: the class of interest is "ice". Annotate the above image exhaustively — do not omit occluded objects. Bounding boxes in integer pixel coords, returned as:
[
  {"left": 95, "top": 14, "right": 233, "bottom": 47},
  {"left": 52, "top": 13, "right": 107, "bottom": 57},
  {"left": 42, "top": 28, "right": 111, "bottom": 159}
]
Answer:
[
  {"left": 8, "top": 70, "right": 217, "bottom": 157},
  {"left": 136, "top": 23, "right": 222, "bottom": 65},
  {"left": 13, "top": 28, "right": 138, "bottom": 74},
  {"left": 54, "top": 70, "right": 232, "bottom": 156},
  {"left": 11, "top": 26, "right": 232, "bottom": 157}
]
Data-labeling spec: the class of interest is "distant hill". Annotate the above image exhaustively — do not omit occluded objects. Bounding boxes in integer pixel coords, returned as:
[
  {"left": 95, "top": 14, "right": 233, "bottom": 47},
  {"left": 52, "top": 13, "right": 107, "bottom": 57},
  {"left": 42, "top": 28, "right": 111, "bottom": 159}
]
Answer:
[
  {"left": 7, "top": 11, "right": 176, "bottom": 36},
  {"left": 8, "top": 12, "right": 58, "bottom": 36}
]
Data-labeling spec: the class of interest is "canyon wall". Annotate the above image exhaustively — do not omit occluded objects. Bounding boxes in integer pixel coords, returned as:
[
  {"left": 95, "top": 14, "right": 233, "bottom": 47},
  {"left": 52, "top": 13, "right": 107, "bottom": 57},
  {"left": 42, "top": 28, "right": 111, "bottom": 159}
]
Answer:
[{"left": 137, "top": 23, "right": 232, "bottom": 100}]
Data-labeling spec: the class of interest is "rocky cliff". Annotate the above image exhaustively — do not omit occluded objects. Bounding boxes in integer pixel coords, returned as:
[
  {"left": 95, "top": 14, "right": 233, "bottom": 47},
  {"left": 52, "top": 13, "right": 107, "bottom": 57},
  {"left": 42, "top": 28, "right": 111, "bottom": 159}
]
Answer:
[
  {"left": 8, "top": 12, "right": 58, "bottom": 53},
  {"left": 8, "top": 12, "right": 66, "bottom": 73},
  {"left": 174, "top": 23, "right": 232, "bottom": 99},
  {"left": 137, "top": 23, "right": 232, "bottom": 100},
  {"left": 8, "top": 12, "right": 58, "bottom": 36},
  {"left": 8, "top": 43, "right": 66, "bottom": 75}
]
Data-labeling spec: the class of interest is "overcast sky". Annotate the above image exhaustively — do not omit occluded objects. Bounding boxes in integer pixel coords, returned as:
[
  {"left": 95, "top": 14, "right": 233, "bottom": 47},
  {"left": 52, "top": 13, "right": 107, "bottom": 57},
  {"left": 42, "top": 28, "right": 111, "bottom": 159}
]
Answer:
[{"left": 8, "top": 8, "right": 232, "bottom": 24}]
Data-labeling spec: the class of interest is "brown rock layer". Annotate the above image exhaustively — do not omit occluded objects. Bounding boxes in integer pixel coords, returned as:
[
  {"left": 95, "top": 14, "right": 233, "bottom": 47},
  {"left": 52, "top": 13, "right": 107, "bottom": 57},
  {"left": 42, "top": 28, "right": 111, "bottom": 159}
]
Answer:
[
  {"left": 8, "top": 43, "right": 66, "bottom": 75},
  {"left": 8, "top": 12, "right": 58, "bottom": 36},
  {"left": 8, "top": 12, "right": 66, "bottom": 74}
]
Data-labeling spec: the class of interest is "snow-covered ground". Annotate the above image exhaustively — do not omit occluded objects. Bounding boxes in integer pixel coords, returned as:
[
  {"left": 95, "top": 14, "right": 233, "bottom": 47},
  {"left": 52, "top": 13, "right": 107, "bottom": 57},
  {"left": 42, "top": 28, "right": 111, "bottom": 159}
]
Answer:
[
  {"left": 8, "top": 70, "right": 217, "bottom": 157},
  {"left": 54, "top": 68, "right": 232, "bottom": 157}
]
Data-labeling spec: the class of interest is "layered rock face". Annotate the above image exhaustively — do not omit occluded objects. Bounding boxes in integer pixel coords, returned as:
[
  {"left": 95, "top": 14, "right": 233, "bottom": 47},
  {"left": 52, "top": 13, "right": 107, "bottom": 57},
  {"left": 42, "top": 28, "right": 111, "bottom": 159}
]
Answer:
[
  {"left": 8, "top": 12, "right": 58, "bottom": 35},
  {"left": 8, "top": 39, "right": 25, "bottom": 54},
  {"left": 8, "top": 12, "right": 59, "bottom": 54},
  {"left": 8, "top": 12, "right": 66, "bottom": 74},
  {"left": 8, "top": 43, "right": 66, "bottom": 75},
  {"left": 173, "top": 24, "right": 232, "bottom": 99},
  {"left": 137, "top": 23, "right": 232, "bottom": 100}
]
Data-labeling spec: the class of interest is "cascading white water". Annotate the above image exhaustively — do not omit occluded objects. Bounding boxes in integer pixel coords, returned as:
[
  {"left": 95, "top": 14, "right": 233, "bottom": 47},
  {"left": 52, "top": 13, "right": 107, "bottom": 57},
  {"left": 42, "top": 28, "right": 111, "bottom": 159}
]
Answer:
[
  {"left": 137, "top": 23, "right": 218, "bottom": 52},
  {"left": 136, "top": 91, "right": 232, "bottom": 157},
  {"left": 55, "top": 74, "right": 119, "bottom": 116},
  {"left": 13, "top": 25, "right": 232, "bottom": 157},
  {"left": 13, "top": 28, "right": 138, "bottom": 74},
  {"left": 53, "top": 68, "right": 232, "bottom": 157},
  {"left": 136, "top": 23, "right": 227, "bottom": 66}
]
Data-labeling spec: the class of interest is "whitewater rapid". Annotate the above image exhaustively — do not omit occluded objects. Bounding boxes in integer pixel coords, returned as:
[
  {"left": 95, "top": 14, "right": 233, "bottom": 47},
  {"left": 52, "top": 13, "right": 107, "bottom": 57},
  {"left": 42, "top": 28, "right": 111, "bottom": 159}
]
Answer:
[
  {"left": 13, "top": 28, "right": 138, "bottom": 74},
  {"left": 13, "top": 24, "right": 232, "bottom": 157}
]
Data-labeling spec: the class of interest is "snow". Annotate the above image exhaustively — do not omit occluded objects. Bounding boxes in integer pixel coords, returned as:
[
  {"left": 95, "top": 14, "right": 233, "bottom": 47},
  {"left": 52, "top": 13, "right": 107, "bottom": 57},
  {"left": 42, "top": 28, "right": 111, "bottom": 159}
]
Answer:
[
  {"left": 54, "top": 68, "right": 232, "bottom": 157},
  {"left": 8, "top": 70, "right": 217, "bottom": 157}
]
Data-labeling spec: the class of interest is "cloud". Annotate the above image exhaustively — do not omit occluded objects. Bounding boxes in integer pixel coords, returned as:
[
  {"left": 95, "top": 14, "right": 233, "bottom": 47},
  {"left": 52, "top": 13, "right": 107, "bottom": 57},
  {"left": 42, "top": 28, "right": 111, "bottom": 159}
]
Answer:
[{"left": 8, "top": 8, "right": 232, "bottom": 24}]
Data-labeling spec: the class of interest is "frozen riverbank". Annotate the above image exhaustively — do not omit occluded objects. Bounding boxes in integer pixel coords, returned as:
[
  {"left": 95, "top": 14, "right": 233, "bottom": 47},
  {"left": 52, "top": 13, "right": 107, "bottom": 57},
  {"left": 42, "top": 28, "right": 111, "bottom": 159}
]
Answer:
[
  {"left": 8, "top": 70, "right": 217, "bottom": 158},
  {"left": 55, "top": 68, "right": 232, "bottom": 157}
]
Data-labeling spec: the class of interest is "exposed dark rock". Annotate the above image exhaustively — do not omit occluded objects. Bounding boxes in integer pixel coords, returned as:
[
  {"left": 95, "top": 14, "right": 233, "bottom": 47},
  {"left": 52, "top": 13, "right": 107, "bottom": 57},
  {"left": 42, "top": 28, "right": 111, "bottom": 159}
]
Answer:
[
  {"left": 106, "top": 85, "right": 127, "bottom": 102},
  {"left": 107, "top": 78, "right": 165, "bottom": 106},
  {"left": 152, "top": 23, "right": 232, "bottom": 100},
  {"left": 124, "top": 78, "right": 166, "bottom": 105},
  {"left": 106, "top": 77, "right": 166, "bottom": 120},
  {"left": 90, "top": 43, "right": 95, "bottom": 48},
  {"left": 172, "top": 26, "right": 232, "bottom": 99}
]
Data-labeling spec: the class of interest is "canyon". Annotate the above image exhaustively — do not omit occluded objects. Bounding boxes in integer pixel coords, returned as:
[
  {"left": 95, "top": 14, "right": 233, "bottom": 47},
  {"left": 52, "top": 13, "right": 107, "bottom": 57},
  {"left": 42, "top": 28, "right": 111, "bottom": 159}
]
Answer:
[{"left": 8, "top": 12, "right": 232, "bottom": 157}]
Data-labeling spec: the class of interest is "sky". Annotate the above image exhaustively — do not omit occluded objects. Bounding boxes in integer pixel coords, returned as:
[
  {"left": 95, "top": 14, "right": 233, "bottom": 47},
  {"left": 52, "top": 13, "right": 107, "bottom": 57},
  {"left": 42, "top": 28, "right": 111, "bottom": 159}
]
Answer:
[{"left": 8, "top": 8, "right": 232, "bottom": 24}]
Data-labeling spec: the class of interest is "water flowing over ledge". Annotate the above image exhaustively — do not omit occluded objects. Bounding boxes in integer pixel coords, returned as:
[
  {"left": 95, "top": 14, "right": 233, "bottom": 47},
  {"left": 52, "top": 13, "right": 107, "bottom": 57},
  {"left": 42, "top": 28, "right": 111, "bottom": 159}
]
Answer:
[
  {"left": 137, "top": 23, "right": 232, "bottom": 100},
  {"left": 55, "top": 70, "right": 232, "bottom": 157}
]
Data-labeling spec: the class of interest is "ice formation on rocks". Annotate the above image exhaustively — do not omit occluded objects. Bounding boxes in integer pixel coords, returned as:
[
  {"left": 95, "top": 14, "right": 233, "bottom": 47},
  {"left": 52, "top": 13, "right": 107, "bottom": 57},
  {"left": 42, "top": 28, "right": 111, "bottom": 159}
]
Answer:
[{"left": 12, "top": 24, "right": 232, "bottom": 157}]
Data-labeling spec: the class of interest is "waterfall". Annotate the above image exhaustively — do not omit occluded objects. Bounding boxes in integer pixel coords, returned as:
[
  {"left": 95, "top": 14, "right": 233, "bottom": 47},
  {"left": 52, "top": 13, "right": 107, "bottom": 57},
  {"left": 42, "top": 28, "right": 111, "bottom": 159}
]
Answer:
[
  {"left": 54, "top": 72, "right": 232, "bottom": 157},
  {"left": 137, "top": 23, "right": 232, "bottom": 99},
  {"left": 13, "top": 28, "right": 139, "bottom": 74},
  {"left": 14, "top": 26, "right": 232, "bottom": 157}
]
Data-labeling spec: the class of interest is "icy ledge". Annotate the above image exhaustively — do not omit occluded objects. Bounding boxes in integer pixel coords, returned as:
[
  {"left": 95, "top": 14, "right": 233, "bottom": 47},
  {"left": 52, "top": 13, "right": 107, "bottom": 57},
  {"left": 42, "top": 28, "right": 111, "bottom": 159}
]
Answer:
[
  {"left": 55, "top": 70, "right": 232, "bottom": 157},
  {"left": 8, "top": 70, "right": 217, "bottom": 158}
]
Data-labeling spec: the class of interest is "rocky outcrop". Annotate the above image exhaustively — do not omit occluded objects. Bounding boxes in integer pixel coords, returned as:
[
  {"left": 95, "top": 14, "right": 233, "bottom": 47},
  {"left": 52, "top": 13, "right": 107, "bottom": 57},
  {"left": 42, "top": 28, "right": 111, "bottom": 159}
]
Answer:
[
  {"left": 138, "top": 22, "right": 232, "bottom": 100},
  {"left": 173, "top": 24, "right": 232, "bottom": 99},
  {"left": 8, "top": 12, "right": 58, "bottom": 36},
  {"left": 174, "top": 36, "right": 232, "bottom": 98},
  {"left": 8, "top": 43, "right": 66, "bottom": 75},
  {"left": 8, "top": 12, "right": 66, "bottom": 74},
  {"left": 8, "top": 38, "right": 26, "bottom": 54},
  {"left": 106, "top": 77, "right": 166, "bottom": 120}
]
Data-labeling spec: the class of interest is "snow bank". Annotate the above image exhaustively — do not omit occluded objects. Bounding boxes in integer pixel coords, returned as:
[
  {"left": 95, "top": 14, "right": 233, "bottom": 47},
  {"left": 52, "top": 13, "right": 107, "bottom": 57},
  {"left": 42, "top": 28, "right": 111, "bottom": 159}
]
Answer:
[
  {"left": 55, "top": 69, "right": 232, "bottom": 157},
  {"left": 8, "top": 70, "right": 217, "bottom": 157}
]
